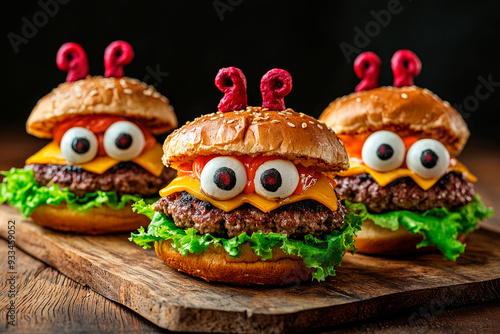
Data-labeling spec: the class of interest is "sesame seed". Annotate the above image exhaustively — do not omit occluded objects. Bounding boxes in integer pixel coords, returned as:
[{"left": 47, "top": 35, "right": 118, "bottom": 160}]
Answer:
[
  {"left": 210, "top": 117, "right": 218, "bottom": 120},
  {"left": 300, "top": 113, "right": 305, "bottom": 118},
  {"left": 317, "top": 124, "right": 323, "bottom": 129},
  {"left": 123, "top": 89, "right": 133, "bottom": 95},
  {"left": 153, "top": 92, "right": 161, "bottom": 98},
  {"left": 370, "top": 94, "right": 379, "bottom": 100},
  {"left": 262, "top": 108, "right": 269, "bottom": 111},
  {"left": 302, "top": 122, "right": 307, "bottom": 128},
  {"left": 401, "top": 93, "right": 408, "bottom": 99},
  {"left": 443, "top": 101, "right": 450, "bottom": 107},
  {"left": 143, "top": 89, "right": 152, "bottom": 96},
  {"left": 62, "top": 93, "right": 71, "bottom": 99},
  {"left": 226, "top": 119, "right": 234, "bottom": 124},
  {"left": 356, "top": 97, "right": 361, "bottom": 103},
  {"left": 89, "top": 90, "right": 98, "bottom": 96},
  {"left": 271, "top": 120, "right": 280, "bottom": 124},
  {"left": 254, "top": 117, "right": 261, "bottom": 121},
  {"left": 105, "top": 84, "right": 116, "bottom": 90},
  {"left": 160, "top": 96, "right": 167, "bottom": 103},
  {"left": 181, "top": 129, "right": 186, "bottom": 134},
  {"left": 287, "top": 122, "right": 296, "bottom": 128},
  {"left": 50, "top": 96, "right": 56, "bottom": 101},
  {"left": 338, "top": 138, "right": 344, "bottom": 147},
  {"left": 119, "top": 79, "right": 127, "bottom": 88},
  {"left": 309, "top": 121, "right": 315, "bottom": 124},
  {"left": 219, "top": 113, "right": 224, "bottom": 117},
  {"left": 88, "top": 106, "right": 94, "bottom": 110}
]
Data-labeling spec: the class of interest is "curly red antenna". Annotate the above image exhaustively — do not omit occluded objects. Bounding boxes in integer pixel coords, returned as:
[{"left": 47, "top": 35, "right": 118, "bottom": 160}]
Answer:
[
  {"left": 354, "top": 52, "right": 381, "bottom": 92},
  {"left": 104, "top": 41, "right": 134, "bottom": 78},
  {"left": 391, "top": 50, "right": 421, "bottom": 87},
  {"left": 215, "top": 67, "right": 248, "bottom": 112},
  {"left": 260, "top": 69, "right": 292, "bottom": 111},
  {"left": 56, "top": 42, "right": 89, "bottom": 82}
]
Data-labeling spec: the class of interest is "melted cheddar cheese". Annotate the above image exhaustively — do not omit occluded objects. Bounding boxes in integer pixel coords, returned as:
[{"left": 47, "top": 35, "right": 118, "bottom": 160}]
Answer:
[
  {"left": 25, "top": 141, "right": 164, "bottom": 176},
  {"left": 339, "top": 159, "right": 477, "bottom": 190},
  {"left": 159, "top": 175, "right": 338, "bottom": 213}
]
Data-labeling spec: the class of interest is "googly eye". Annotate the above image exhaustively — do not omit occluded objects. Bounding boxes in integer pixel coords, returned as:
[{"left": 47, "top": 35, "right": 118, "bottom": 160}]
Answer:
[
  {"left": 362, "top": 130, "right": 405, "bottom": 172},
  {"left": 200, "top": 157, "right": 247, "bottom": 200},
  {"left": 254, "top": 159, "right": 299, "bottom": 199},
  {"left": 103, "top": 121, "right": 145, "bottom": 160},
  {"left": 60, "top": 127, "right": 98, "bottom": 164},
  {"left": 406, "top": 139, "right": 450, "bottom": 179}
]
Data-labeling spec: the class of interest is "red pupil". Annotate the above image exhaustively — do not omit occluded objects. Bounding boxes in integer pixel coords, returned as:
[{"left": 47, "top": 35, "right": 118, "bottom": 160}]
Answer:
[
  {"left": 266, "top": 175, "right": 277, "bottom": 185},
  {"left": 424, "top": 153, "right": 432, "bottom": 162},
  {"left": 220, "top": 173, "right": 231, "bottom": 185}
]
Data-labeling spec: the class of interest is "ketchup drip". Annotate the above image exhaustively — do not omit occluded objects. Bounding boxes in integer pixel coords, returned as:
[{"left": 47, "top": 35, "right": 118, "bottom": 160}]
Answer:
[
  {"left": 391, "top": 50, "right": 422, "bottom": 87},
  {"left": 104, "top": 41, "right": 134, "bottom": 78},
  {"left": 56, "top": 42, "right": 89, "bottom": 82},
  {"left": 354, "top": 52, "right": 381, "bottom": 92},
  {"left": 215, "top": 67, "right": 248, "bottom": 112},
  {"left": 260, "top": 69, "right": 292, "bottom": 111}
]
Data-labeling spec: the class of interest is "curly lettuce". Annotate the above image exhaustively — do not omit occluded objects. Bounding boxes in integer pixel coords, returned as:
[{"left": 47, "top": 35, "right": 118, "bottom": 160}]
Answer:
[
  {"left": 130, "top": 200, "right": 363, "bottom": 281},
  {"left": 345, "top": 196, "right": 494, "bottom": 260},
  {"left": 0, "top": 168, "right": 156, "bottom": 216}
]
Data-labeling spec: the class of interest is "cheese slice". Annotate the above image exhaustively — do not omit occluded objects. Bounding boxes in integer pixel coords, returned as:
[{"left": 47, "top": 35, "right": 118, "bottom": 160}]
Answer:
[
  {"left": 159, "top": 175, "right": 338, "bottom": 213},
  {"left": 340, "top": 159, "right": 477, "bottom": 190},
  {"left": 25, "top": 141, "right": 164, "bottom": 176}
]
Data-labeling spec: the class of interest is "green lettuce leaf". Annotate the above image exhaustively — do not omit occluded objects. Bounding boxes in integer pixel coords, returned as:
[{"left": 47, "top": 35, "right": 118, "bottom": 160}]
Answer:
[
  {"left": 0, "top": 168, "right": 157, "bottom": 216},
  {"left": 130, "top": 200, "right": 363, "bottom": 281},
  {"left": 345, "top": 196, "right": 494, "bottom": 260}
]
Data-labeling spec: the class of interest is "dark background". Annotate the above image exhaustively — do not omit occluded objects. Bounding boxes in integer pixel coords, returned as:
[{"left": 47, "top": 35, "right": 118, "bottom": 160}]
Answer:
[{"left": 1, "top": 0, "right": 500, "bottom": 146}]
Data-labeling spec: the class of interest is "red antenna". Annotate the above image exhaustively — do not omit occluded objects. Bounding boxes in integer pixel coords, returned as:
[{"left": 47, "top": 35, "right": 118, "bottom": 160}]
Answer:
[
  {"left": 354, "top": 52, "right": 381, "bottom": 92},
  {"left": 260, "top": 68, "right": 292, "bottom": 110},
  {"left": 56, "top": 42, "right": 89, "bottom": 82},
  {"left": 104, "top": 41, "right": 134, "bottom": 78},
  {"left": 391, "top": 50, "right": 421, "bottom": 87},
  {"left": 215, "top": 67, "right": 248, "bottom": 112}
]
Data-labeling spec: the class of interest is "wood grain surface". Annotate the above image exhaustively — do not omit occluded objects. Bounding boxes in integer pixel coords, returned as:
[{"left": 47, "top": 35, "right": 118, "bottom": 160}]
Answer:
[{"left": 1, "top": 204, "right": 499, "bottom": 333}]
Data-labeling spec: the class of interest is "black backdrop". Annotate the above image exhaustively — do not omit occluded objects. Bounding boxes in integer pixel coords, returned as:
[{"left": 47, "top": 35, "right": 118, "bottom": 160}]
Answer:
[{"left": 2, "top": 0, "right": 500, "bottom": 144}]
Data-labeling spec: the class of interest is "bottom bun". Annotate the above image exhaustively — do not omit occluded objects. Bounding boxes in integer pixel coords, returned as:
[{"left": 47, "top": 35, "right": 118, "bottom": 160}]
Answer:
[
  {"left": 155, "top": 240, "right": 315, "bottom": 285},
  {"left": 354, "top": 219, "right": 465, "bottom": 255},
  {"left": 30, "top": 203, "right": 150, "bottom": 235}
]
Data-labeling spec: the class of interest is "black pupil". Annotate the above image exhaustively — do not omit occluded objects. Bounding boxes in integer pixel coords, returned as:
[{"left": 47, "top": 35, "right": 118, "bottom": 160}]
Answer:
[
  {"left": 420, "top": 149, "right": 438, "bottom": 168},
  {"left": 72, "top": 137, "right": 90, "bottom": 154},
  {"left": 116, "top": 133, "right": 133, "bottom": 149},
  {"left": 260, "top": 168, "right": 282, "bottom": 192},
  {"left": 214, "top": 167, "right": 236, "bottom": 191},
  {"left": 376, "top": 144, "right": 394, "bottom": 160}
]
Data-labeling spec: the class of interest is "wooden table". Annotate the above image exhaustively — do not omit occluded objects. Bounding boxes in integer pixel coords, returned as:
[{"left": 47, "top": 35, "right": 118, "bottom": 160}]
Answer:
[{"left": 1, "top": 128, "right": 499, "bottom": 333}]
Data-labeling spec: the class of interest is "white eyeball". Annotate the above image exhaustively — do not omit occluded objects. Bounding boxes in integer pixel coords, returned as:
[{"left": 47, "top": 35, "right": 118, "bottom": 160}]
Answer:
[
  {"left": 103, "top": 121, "right": 145, "bottom": 160},
  {"left": 362, "top": 130, "right": 406, "bottom": 172},
  {"left": 406, "top": 139, "right": 450, "bottom": 179},
  {"left": 200, "top": 157, "right": 247, "bottom": 200},
  {"left": 60, "top": 127, "right": 98, "bottom": 164},
  {"left": 254, "top": 159, "right": 299, "bottom": 199}
]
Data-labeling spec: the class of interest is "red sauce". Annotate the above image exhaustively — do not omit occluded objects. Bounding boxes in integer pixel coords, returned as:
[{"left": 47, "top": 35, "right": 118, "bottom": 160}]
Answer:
[
  {"left": 53, "top": 116, "right": 156, "bottom": 156},
  {"left": 178, "top": 155, "right": 318, "bottom": 195}
]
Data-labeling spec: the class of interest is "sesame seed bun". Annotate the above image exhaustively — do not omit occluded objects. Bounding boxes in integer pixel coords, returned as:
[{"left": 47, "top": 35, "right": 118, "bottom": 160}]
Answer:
[
  {"left": 155, "top": 240, "right": 314, "bottom": 285},
  {"left": 319, "top": 86, "right": 470, "bottom": 155},
  {"left": 26, "top": 76, "right": 177, "bottom": 139},
  {"left": 29, "top": 203, "right": 151, "bottom": 235},
  {"left": 162, "top": 106, "right": 349, "bottom": 172}
]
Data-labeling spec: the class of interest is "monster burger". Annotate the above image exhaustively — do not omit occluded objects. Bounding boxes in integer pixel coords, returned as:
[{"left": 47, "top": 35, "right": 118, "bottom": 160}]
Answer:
[
  {"left": 0, "top": 41, "right": 177, "bottom": 234},
  {"left": 131, "top": 67, "right": 361, "bottom": 285},
  {"left": 320, "top": 50, "right": 493, "bottom": 260}
]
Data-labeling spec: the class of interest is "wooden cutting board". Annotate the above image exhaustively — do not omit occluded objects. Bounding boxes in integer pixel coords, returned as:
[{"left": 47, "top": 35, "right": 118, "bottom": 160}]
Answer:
[{"left": 1, "top": 204, "right": 499, "bottom": 333}]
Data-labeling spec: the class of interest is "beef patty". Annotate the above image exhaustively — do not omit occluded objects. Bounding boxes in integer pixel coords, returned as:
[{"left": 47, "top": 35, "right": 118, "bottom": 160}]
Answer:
[
  {"left": 335, "top": 172, "right": 474, "bottom": 213},
  {"left": 26, "top": 162, "right": 176, "bottom": 197},
  {"left": 155, "top": 191, "right": 346, "bottom": 239}
]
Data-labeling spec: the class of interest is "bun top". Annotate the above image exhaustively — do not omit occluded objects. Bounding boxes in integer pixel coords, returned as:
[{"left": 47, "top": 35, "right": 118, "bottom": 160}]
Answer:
[
  {"left": 26, "top": 76, "right": 177, "bottom": 138},
  {"left": 319, "top": 86, "right": 470, "bottom": 155},
  {"left": 163, "top": 106, "right": 349, "bottom": 172}
]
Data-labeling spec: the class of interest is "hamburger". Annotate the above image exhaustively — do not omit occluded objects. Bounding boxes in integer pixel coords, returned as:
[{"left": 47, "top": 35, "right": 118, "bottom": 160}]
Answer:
[
  {"left": 0, "top": 41, "right": 178, "bottom": 234},
  {"left": 319, "top": 50, "right": 493, "bottom": 259},
  {"left": 131, "top": 67, "right": 361, "bottom": 285}
]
